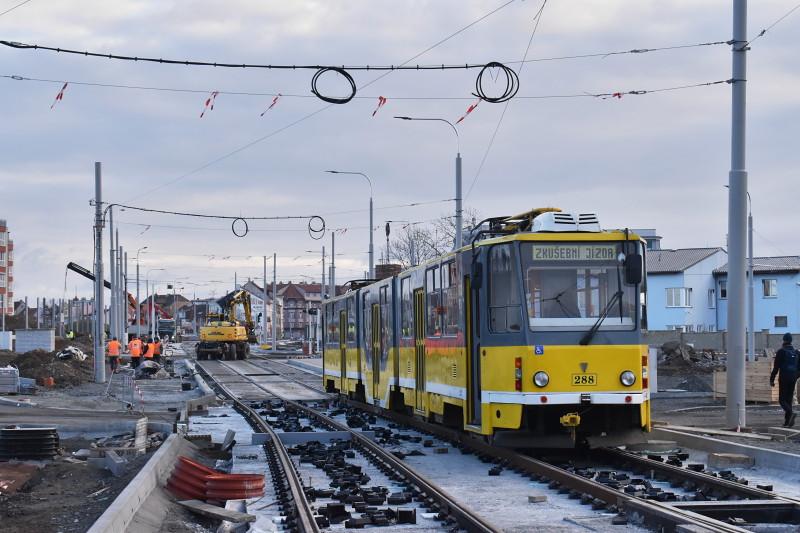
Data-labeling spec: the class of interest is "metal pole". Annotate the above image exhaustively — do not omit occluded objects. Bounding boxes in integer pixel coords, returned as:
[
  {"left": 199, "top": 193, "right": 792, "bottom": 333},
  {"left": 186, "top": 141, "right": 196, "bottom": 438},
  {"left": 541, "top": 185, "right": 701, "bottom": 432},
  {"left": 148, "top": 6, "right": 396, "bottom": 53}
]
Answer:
[
  {"left": 118, "top": 241, "right": 123, "bottom": 340},
  {"left": 262, "top": 255, "right": 268, "bottom": 346},
  {"left": 455, "top": 152, "right": 463, "bottom": 250},
  {"left": 1, "top": 295, "right": 5, "bottom": 331},
  {"left": 123, "top": 250, "right": 128, "bottom": 340},
  {"left": 369, "top": 196, "right": 374, "bottom": 279},
  {"left": 330, "top": 232, "right": 336, "bottom": 299},
  {"left": 136, "top": 261, "right": 140, "bottom": 336},
  {"left": 726, "top": 0, "right": 748, "bottom": 429},
  {"left": 151, "top": 281, "right": 156, "bottom": 339},
  {"left": 145, "top": 280, "right": 149, "bottom": 339},
  {"left": 271, "top": 253, "right": 277, "bottom": 353},
  {"left": 320, "top": 245, "right": 325, "bottom": 354},
  {"left": 93, "top": 162, "right": 106, "bottom": 383},
  {"left": 748, "top": 210, "right": 755, "bottom": 361},
  {"left": 322, "top": 246, "right": 326, "bottom": 298},
  {"left": 109, "top": 208, "right": 116, "bottom": 340},
  {"left": 24, "top": 296, "right": 28, "bottom": 328}
]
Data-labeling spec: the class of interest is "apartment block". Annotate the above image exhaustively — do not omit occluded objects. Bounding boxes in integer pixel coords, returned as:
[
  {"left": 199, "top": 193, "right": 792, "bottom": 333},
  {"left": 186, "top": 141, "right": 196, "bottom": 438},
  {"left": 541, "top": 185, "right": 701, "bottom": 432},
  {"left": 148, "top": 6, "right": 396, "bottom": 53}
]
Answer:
[{"left": 0, "top": 219, "right": 13, "bottom": 316}]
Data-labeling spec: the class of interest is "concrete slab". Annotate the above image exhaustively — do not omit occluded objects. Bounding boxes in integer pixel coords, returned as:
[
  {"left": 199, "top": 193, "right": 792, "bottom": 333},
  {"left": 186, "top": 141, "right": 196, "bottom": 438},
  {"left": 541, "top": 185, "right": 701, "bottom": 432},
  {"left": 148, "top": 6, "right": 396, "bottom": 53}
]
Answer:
[
  {"left": 653, "top": 428, "right": 800, "bottom": 471},
  {"left": 105, "top": 450, "right": 127, "bottom": 477},
  {"left": 707, "top": 452, "right": 755, "bottom": 468},
  {"left": 177, "top": 499, "right": 255, "bottom": 523}
]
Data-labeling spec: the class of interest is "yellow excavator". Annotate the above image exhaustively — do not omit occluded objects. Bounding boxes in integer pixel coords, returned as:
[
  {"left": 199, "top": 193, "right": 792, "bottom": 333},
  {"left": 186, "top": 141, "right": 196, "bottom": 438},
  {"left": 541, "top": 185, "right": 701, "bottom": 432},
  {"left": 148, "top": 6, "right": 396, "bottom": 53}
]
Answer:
[{"left": 196, "top": 290, "right": 258, "bottom": 360}]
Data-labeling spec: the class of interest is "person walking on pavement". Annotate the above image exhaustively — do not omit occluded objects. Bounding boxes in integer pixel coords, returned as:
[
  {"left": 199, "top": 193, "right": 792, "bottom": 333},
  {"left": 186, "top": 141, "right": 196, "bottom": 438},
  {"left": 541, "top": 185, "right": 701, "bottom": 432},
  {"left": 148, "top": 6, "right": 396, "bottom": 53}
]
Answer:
[
  {"left": 128, "top": 334, "right": 143, "bottom": 368},
  {"left": 107, "top": 336, "right": 121, "bottom": 373},
  {"left": 770, "top": 332, "right": 799, "bottom": 427}
]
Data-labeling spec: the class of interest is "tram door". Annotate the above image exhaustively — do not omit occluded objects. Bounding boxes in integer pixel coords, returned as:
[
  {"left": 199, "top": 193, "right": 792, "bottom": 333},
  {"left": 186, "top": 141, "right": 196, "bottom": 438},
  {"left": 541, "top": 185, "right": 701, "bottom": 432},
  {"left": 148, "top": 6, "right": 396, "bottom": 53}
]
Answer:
[
  {"left": 339, "top": 310, "right": 347, "bottom": 393},
  {"left": 465, "top": 277, "right": 482, "bottom": 426},
  {"left": 371, "top": 304, "right": 381, "bottom": 404},
  {"left": 413, "top": 289, "right": 426, "bottom": 412}
]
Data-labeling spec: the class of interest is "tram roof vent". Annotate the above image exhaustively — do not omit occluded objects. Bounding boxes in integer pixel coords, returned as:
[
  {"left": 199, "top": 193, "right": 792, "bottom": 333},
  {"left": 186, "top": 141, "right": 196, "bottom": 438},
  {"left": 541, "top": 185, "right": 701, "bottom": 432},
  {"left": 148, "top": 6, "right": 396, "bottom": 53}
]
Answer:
[{"left": 532, "top": 212, "right": 601, "bottom": 233}]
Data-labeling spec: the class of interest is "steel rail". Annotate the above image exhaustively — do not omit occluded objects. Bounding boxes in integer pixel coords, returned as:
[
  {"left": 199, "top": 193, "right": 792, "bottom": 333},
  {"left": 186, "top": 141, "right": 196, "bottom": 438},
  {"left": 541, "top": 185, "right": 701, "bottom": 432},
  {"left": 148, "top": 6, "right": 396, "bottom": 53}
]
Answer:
[
  {"left": 200, "top": 358, "right": 500, "bottom": 533},
  {"left": 344, "top": 401, "right": 752, "bottom": 533},
  {"left": 196, "top": 363, "right": 320, "bottom": 533}
]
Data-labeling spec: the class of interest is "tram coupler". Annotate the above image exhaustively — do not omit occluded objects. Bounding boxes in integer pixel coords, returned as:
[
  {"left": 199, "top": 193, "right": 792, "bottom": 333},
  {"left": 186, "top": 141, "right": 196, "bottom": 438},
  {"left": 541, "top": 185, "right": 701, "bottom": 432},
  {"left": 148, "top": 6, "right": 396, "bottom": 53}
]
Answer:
[{"left": 560, "top": 412, "right": 581, "bottom": 428}]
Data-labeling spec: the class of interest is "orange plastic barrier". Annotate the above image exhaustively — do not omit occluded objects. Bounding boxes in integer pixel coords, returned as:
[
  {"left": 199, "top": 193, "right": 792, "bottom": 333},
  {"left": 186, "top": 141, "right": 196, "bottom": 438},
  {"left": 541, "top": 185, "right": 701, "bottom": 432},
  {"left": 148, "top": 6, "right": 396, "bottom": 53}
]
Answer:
[{"left": 166, "top": 455, "right": 264, "bottom": 502}]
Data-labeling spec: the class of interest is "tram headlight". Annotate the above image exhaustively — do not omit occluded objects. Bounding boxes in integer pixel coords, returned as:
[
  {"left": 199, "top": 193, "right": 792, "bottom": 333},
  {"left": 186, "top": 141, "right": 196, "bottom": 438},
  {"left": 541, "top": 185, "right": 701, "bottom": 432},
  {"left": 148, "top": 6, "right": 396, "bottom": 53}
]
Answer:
[
  {"left": 620, "top": 370, "right": 636, "bottom": 387},
  {"left": 533, "top": 371, "right": 549, "bottom": 388}
]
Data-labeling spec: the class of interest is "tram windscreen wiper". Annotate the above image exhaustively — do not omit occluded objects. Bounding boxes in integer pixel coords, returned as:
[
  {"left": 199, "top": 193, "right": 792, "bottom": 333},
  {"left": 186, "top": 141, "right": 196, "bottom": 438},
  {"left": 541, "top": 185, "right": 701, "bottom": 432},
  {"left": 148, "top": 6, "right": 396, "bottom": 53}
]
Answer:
[{"left": 579, "top": 290, "right": 624, "bottom": 346}]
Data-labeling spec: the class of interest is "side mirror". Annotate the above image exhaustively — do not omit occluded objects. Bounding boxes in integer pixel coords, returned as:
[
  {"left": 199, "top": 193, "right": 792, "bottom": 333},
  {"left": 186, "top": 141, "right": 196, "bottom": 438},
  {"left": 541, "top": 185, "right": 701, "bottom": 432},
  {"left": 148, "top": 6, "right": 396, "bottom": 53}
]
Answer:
[
  {"left": 625, "top": 254, "right": 643, "bottom": 285},
  {"left": 471, "top": 262, "right": 483, "bottom": 290}
]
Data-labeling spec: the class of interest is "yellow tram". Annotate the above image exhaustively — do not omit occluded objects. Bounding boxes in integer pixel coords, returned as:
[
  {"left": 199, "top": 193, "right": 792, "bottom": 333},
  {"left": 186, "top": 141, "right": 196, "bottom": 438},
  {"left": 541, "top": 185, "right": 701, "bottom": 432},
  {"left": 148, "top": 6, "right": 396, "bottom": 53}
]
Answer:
[{"left": 323, "top": 209, "right": 650, "bottom": 447}]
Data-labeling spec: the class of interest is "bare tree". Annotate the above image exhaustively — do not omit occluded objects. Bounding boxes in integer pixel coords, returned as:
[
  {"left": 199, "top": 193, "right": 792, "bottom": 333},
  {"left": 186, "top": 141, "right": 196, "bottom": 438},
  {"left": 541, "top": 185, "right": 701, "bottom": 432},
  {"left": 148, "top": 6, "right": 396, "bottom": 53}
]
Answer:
[{"left": 382, "top": 208, "right": 481, "bottom": 267}]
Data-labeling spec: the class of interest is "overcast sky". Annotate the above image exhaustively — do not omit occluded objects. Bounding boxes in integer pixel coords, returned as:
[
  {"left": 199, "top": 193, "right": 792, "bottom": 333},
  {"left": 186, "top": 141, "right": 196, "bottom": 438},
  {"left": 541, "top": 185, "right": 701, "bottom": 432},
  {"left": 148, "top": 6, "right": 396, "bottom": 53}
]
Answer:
[{"left": 2, "top": 0, "right": 798, "bottom": 301}]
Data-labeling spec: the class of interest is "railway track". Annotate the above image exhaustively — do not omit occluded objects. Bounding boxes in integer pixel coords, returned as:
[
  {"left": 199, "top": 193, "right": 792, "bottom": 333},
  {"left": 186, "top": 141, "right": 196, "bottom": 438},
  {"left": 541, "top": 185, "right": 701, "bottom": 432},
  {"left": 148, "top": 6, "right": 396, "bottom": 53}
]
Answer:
[
  {"left": 198, "top": 356, "right": 800, "bottom": 532},
  {"left": 196, "top": 358, "right": 499, "bottom": 532}
]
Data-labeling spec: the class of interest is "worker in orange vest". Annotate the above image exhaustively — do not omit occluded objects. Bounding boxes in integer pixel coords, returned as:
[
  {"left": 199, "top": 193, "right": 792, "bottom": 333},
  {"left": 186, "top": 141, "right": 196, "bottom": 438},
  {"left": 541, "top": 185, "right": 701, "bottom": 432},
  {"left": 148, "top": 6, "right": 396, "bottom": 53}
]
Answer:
[
  {"left": 153, "top": 337, "right": 163, "bottom": 364},
  {"left": 143, "top": 338, "right": 156, "bottom": 361},
  {"left": 107, "top": 337, "right": 121, "bottom": 373},
  {"left": 128, "top": 335, "right": 143, "bottom": 368}
]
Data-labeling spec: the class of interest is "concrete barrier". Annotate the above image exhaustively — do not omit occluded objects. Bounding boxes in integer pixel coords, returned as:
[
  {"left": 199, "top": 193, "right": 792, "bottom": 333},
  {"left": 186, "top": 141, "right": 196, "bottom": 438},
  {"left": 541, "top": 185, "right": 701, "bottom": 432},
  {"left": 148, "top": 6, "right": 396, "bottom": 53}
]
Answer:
[
  {"left": 653, "top": 428, "right": 800, "bottom": 471},
  {"left": 86, "top": 434, "right": 197, "bottom": 533},
  {"left": 14, "top": 329, "right": 55, "bottom": 353}
]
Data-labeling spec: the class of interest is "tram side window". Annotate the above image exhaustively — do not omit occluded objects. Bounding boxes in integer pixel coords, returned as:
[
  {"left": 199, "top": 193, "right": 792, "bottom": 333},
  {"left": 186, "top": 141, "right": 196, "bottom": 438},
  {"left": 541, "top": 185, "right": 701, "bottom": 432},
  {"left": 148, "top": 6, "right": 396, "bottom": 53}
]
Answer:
[
  {"left": 400, "top": 277, "right": 412, "bottom": 338},
  {"left": 347, "top": 296, "right": 357, "bottom": 343},
  {"left": 380, "top": 286, "right": 389, "bottom": 354},
  {"left": 489, "top": 244, "right": 522, "bottom": 333},
  {"left": 362, "top": 292, "right": 370, "bottom": 352},
  {"left": 441, "top": 261, "right": 460, "bottom": 336},
  {"left": 328, "top": 304, "right": 339, "bottom": 345},
  {"left": 426, "top": 266, "right": 441, "bottom": 336}
]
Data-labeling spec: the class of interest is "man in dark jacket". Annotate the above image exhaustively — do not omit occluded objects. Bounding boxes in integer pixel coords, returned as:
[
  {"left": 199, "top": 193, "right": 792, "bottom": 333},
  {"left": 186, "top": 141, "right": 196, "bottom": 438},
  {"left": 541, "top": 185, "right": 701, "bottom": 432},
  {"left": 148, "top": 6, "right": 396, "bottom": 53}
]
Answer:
[{"left": 770, "top": 332, "right": 799, "bottom": 427}]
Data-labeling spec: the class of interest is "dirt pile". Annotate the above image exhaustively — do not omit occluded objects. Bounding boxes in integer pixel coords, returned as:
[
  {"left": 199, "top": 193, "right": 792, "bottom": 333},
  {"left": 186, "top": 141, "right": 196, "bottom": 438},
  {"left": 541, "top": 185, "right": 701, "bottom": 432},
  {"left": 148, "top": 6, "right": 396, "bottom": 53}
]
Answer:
[
  {"left": 658, "top": 341, "right": 725, "bottom": 374},
  {"left": 0, "top": 349, "right": 94, "bottom": 388}
]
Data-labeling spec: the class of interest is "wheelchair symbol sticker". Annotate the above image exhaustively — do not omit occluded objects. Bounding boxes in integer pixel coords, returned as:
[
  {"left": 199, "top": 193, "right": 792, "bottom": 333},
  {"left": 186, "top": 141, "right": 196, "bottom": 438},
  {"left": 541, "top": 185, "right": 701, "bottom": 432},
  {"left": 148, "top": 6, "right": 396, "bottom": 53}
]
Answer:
[{"left": 535, "top": 345, "right": 544, "bottom": 355}]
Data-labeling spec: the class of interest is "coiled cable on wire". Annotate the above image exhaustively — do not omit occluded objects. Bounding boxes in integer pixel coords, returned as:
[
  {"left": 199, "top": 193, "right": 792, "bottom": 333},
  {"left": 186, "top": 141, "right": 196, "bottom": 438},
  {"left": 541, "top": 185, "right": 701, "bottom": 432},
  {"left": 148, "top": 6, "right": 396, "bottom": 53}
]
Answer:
[
  {"left": 308, "top": 216, "right": 326, "bottom": 240},
  {"left": 311, "top": 67, "right": 356, "bottom": 104},
  {"left": 473, "top": 61, "right": 519, "bottom": 103}
]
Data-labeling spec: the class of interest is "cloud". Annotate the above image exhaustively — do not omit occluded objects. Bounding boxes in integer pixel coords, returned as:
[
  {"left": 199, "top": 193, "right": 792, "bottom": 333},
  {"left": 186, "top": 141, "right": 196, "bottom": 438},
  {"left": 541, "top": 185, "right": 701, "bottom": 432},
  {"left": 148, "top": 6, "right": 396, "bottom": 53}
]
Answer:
[{"left": 2, "top": 0, "right": 799, "bottom": 299}]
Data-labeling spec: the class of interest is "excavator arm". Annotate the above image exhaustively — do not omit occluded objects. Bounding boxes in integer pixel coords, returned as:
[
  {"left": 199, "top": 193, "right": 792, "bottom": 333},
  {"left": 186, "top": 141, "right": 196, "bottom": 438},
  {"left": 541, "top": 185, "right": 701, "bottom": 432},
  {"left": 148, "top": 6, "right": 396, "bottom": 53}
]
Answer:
[{"left": 216, "top": 290, "right": 257, "bottom": 342}]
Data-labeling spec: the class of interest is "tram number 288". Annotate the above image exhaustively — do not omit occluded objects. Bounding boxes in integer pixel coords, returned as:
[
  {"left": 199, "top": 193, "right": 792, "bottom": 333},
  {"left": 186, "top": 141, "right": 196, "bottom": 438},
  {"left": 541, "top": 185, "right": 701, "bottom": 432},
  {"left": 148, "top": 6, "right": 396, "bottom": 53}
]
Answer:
[{"left": 571, "top": 374, "right": 597, "bottom": 386}]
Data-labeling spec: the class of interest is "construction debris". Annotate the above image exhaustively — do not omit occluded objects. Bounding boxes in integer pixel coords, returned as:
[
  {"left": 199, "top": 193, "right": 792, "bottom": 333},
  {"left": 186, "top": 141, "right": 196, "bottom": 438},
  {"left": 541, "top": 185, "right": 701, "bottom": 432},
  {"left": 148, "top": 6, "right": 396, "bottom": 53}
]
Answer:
[{"left": 56, "top": 346, "right": 87, "bottom": 361}]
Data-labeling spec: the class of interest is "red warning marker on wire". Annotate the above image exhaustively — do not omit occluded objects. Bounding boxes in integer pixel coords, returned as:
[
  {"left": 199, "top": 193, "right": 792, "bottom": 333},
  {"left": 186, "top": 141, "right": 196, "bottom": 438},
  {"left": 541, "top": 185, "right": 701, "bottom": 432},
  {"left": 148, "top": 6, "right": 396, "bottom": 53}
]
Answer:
[
  {"left": 371, "top": 96, "right": 387, "bottom": 117},
  {"left": 260, "top": 93, "right": 282, "bottom": 116},
  {"left": 200, "top": 91, "right": 219, "bottom": 118},
  {"left": 455, "top": 98, "right": 480, "bottom": 124},
  {"left": 50, "top": 82, "right": 68, "bottom": 109}
]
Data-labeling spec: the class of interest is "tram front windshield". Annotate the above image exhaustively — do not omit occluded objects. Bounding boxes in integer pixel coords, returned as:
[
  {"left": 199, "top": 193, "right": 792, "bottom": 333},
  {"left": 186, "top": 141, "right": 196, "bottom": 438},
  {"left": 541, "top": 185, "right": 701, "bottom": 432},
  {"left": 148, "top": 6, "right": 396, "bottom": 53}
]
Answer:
[{"left": 521, "top": 242, "right": 637, "bottom": 331}]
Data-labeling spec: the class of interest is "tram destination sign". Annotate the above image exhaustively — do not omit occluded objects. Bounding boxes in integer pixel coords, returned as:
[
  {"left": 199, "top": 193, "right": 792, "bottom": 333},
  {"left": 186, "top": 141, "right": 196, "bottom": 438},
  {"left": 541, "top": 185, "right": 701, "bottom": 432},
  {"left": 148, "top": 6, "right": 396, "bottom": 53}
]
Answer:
[{"left": 532, "top": 244, "right": 617, "bottom": 261}]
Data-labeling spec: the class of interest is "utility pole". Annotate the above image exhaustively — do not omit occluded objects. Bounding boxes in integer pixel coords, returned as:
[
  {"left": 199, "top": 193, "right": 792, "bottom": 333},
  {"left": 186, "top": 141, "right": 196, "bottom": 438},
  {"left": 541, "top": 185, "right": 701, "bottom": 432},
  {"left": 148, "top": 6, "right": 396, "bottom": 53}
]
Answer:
[
  {"left": 455, "top": 152, "right": 463, "bottom": 249},
  {"left": 93, "top": 162, "right": 106, "bottom": 383},
  {"left": 330, "top": 232, "right": 336, "bottom": 300},
  {"left": 271, "top": 253, "right": 277, "bottom": 353},
  {"left": 726, "top": 0, "right": 748, "bottom": 429},
  {"left": 321, "top": 245, "right": 326, "bottom": 355},
  {"left": 262, "top": 255, "right": 268, "bottom": 346},
  {"left": 109, "top": 208, "right": 116, "bottom": 340},
  {"left": 123, "top": 250, "right": 128, "bottom": 340},
  {"left": 748, "top": 208, "right": 755, "bottom": 362},
  {"left": 118, "top": 240, "right": 123, "bottom": 340},
  {"left": 136, "top": 261, "right": 140, "bottom": 336}
]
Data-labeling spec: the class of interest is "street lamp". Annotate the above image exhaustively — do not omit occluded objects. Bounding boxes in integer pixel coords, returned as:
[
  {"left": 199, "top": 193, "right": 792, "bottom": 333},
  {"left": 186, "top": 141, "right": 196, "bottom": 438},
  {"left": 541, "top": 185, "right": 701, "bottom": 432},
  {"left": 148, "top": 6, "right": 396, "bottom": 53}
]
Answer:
[
  {"left": 394, "top": 116, "right": 462, "bottom": 250},
  {"left": 135, "top": 247, "right": 148, "bottom": 335},
  {"left": 325, "top": 170, "right": 374, "bottom": 278},
  {"left": 726, "top": 186, "right": 754, "bottom": 362}
]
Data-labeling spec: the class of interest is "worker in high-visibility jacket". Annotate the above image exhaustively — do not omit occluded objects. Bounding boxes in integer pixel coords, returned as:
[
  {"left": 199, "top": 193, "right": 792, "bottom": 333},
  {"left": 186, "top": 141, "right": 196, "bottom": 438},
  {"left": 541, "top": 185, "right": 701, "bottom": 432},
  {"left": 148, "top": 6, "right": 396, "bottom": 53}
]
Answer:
[
  {"left": 106, "top": 337, "right": 121, "bottom": 373},
  {"left": 153, "top": 337, "right": 163, "bottom": 364},
  {"left": 128, "top": 335, "right": 143, "bottom": 368},
  {"left": 143, "top": 338, "right": 156, "bottom": 361}
]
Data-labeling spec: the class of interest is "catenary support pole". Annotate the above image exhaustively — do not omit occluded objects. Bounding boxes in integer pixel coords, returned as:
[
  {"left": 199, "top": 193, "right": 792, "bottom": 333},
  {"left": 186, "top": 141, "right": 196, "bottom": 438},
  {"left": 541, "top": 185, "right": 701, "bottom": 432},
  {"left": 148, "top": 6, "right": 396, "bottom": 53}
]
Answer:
[
  {"left": 123, "top": 250, "right": 128, "bottom": 340},
  {"left": 726, "top": 0, "right": 748, "bottom": 429},
  {"left": 118, "top": 241, "right": 123, "bottom": 340},
  {"left": 93, "top": 162, "right": 106, "bottom": 383},
  {"left": 330, "top": 232, "right": 336, "bottom": 299},
  {"left": 262, "top": 255, "right": 268, "bottom": 346},
  {"left": 748, "top": 210, "right": 755, "bottom": 362},
  {"left": 135, "top": 261, "right": 140, "bottom": 337},
  {"left": 271, "top": 253, "right": 277, "bottom": 353},
  {"left": 109, "top": 208, "right": 116, "bottom": 340},
  {"left": 321, "top": 245, "right": 326, "bottom": 354},
  {"left": 455, "top": 152, "right": 463, "bottom": 250}
]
